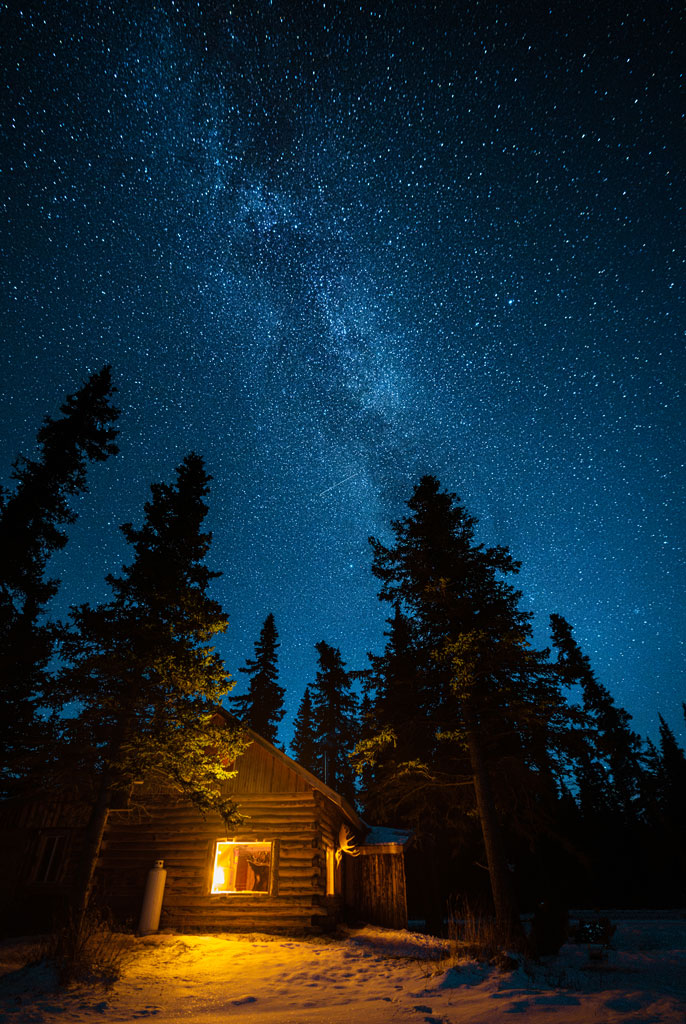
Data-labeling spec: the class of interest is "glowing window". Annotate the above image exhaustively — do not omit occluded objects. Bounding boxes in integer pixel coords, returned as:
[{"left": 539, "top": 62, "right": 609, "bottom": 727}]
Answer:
[
  {"left": 326, "top": 844, "right": 336, "bottom": 895},
  {"left": 212, "top": 841, "right": 272, "bottom": 894}
]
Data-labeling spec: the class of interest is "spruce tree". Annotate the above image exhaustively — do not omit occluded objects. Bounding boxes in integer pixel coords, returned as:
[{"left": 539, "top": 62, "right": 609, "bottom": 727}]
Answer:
[
  {"left": 0, "top": 366, "right": 119, "bottom": 794},
  {"left": 360, "top": 476, "right": 572, "bottom": 941},
  {"left": 59, "top": 452, "right": 247, "bottom": 922},
  {"left": 373, "top": 606, "right": 427, "bottom": 749},
  {"left": 291, "top": 687, "right": 317, "bottom": 774},
  {"left": 354, "top": 606, "right": 437, "bottom": 824},
  {"left": 549, "top": 614, "right": 644, "bottom": 820},
  {"left": 310, "top": 641, "right": 358, "bottom": 803},
  {"left": 656, "top": 715, "right": 686, "bottom": 838},
  {"left": 232, "top": 612, "right": 285, "bottom": 744},
  {"left": 638, "top": 715, "right": 686, "bottom": 902}
]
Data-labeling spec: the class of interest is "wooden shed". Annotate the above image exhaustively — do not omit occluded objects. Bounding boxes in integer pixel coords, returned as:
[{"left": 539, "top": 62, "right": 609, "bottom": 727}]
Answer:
[{"left": 0, "top": 722, "right": 410, "bottom": 935}]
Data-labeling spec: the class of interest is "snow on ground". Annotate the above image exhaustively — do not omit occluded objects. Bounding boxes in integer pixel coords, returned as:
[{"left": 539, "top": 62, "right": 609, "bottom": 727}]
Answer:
[{"left": 0, "top": 917, "right": 684, "bottom": 1024}]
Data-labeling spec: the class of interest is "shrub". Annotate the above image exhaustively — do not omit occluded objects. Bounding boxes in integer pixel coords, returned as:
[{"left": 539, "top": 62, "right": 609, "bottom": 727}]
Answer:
[
  {"left": 447, "top": 901, "right": 506, "bottom": 962},
  {"left": 40, "top": 910, "right": 133, "bottom": 987},
  {"left": 570, "top": 917, "right": 616, "bottom": 948}
]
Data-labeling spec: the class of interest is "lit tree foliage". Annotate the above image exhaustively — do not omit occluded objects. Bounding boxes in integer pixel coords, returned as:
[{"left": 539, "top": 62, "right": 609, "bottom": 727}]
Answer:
[
  {"left": 353, "top": 605, "right": 440, "bottom": 826},
  {"left": 59, "top": 452, "right": 248, "bottom": 920}
]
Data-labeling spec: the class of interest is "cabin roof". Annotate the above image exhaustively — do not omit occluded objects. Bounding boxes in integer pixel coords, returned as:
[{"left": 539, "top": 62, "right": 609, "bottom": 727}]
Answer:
[{"left": 216, "top": 708, "right": 364, "bottom": 832}]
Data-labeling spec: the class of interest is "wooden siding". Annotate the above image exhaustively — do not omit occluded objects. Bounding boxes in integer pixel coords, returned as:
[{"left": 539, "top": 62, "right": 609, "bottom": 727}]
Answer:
[
  {"left": 97, "top": 791, "right": 343, "bottom": 931},
  {"left": 0, "top": 799, "right": 93, "bottom": 936},
  {"left": 312, "top": 790, "right": 356, "bottom": 899},
  {"left": 0, "top": 798, "right": 90, "bottom": 831},
  {"left": 0, "top": 735, "right": 408, "bottom": 936},
  {"left": 221, "top": 740, "right": 310, "bottom": 795},
  {"left": 347, "top": 851, "right": 408, "bottom": 930}
]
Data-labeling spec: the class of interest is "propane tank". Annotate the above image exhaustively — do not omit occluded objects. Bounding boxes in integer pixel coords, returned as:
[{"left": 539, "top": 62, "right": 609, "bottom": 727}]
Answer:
[{"left": 138, "top": 859, "right": 167, "bottom": 935}]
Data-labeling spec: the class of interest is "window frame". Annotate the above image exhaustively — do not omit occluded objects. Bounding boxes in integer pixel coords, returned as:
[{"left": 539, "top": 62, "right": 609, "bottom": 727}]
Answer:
[
  {"left": 325, "top": 842, "right": 336, "bottom": 896},
  {"left": 209, "top": 839, "right": 275, "bottom": 896}
]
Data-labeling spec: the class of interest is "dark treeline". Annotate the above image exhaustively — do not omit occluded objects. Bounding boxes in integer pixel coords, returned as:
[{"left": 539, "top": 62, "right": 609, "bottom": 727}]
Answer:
[
  {"left": 342, "top": 478, "right": 685, "bottom": 925},
  {"left": 1, "top": 373, "right": 684, "bottom": 933},
  {"left": 289, "top": 477, "right": 685, "bottom": 929},
  {"left": 286, "top": 483, "right": 686, "bottom": 925}
]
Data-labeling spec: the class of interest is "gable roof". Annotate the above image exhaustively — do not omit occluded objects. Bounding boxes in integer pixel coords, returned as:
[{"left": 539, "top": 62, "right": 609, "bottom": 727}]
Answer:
[{"left": 216, "top": 708, "right": 364, "bottom": 831}]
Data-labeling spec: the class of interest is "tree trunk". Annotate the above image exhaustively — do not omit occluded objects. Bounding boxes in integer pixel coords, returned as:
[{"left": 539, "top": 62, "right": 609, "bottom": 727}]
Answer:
[
  {"left": 72, "top": 719, "right": 131, "bottom": 930},
  {"left": 467, "top": 724, "right": 523, "bottom": 945},
  {"left": 72, "top": 770, "right": 115, "bottom": 930}
]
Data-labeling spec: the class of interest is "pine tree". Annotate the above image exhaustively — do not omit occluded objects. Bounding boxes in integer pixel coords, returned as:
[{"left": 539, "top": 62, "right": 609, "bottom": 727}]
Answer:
[
  {"left": 354, "top": 606, "right": 437, "bottom": 824},
  {"left": 232, "top": 613, "right": 285, "bottom": 744},
  {"left": 58, "top": 453, "right": 248, "bottom": 922},
  {"left": 359, "top": 476, "right": 572, "bottom": 941},
  {"left": 638, "top": 715, "right": 686, "bottom": 901},
  {"left": 310, "top": 641, "right": 358, "bottom": 803},
  {"left": 0, "top": 366, "right": 119, "bottom": 794},
  {"left": 373, "top": 606, "right": 427, "bottom": 749},
  {"left": 291, "top": 687, "right": 317, "bottom": 774},
  {"left": 656, "top": 715, "right": 686, "bottom": 829},
  {"left": 549, "top": 614, "right": 644, "bottom": 820}
]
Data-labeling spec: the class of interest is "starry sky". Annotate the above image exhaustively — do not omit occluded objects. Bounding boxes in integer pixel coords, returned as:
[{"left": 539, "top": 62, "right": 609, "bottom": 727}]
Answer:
[{"left": 1, "top": 0, "right": 684, "bottom": 747}]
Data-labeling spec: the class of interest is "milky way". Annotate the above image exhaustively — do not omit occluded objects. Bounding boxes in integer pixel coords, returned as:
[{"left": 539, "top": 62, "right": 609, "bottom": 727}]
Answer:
[{"left": 1, "top": 1, "right": 683, "bottom": 743}]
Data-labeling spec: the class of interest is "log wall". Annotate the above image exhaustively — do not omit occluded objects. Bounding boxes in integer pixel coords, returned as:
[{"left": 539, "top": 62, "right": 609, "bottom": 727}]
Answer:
[
  {"left": 97, "top": 791, "right": 340, "bottom": 932},
  {"left": 0, "top": 740, "right": 409, "bottom": 936}
]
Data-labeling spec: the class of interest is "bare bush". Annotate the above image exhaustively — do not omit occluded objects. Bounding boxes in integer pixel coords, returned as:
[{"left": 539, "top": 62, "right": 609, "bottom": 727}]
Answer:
[
  {"left": 40, "top": 911, "right": 133, "bottom": 988},
  {"left": 447, "top": 901, "right": 506, "bottom": 962}
]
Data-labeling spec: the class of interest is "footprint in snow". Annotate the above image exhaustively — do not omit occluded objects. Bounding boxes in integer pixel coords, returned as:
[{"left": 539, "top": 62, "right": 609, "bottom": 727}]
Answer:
[{"left": 413, "top": 1006, "right": 445, "bottom": 1024}]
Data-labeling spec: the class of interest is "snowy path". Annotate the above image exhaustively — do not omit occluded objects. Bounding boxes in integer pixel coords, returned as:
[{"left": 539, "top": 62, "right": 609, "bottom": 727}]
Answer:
[{"left": 1, "top": 920, "right": 684, "bottom": 1023}]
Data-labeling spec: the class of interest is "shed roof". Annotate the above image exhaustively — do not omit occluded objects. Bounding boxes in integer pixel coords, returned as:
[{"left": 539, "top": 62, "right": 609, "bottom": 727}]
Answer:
[{"left": 358, "top": 825, "right": 413, "bottom": 853}]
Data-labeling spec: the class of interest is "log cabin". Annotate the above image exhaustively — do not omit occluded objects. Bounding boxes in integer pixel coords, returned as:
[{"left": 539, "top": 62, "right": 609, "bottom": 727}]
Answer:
[{"left": 0, "top": 718, "right": 410, "bottom": 936}]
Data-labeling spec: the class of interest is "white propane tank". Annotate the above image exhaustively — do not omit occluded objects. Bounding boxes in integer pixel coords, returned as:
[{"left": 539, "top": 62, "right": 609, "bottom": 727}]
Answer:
[{"left": 138, "top": 859, "right": 167, "bottom": 935}]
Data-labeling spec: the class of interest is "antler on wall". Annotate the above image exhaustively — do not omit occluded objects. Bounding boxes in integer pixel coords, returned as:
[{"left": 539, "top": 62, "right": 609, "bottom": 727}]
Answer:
[{"left": 336, "top": 824, "right": 361, "bottom": 865}]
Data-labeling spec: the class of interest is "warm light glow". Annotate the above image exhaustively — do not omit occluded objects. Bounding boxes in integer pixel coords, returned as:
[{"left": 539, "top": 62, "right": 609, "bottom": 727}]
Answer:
[
  {"left": 211, "top": 841, "right": 272, "bottom": 894},
  {"left": 326, "top": 844, "right": 335, "bottom": 896}
]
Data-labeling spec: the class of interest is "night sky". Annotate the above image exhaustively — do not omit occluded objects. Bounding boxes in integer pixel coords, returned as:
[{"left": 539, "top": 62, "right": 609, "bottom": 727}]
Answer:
[{"left": 1, "top": 1, "right": 684, "bottom": 747}]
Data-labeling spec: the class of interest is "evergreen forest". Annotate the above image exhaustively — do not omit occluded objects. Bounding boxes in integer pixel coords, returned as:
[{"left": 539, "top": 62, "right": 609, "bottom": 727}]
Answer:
[{"left": 1, "top": 370, "right": 684, "bottom": 933}]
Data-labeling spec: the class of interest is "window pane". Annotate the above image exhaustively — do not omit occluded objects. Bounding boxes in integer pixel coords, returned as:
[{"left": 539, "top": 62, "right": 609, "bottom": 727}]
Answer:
[{"left": 212, "top": 842, "right": 271, "bottom": 894}]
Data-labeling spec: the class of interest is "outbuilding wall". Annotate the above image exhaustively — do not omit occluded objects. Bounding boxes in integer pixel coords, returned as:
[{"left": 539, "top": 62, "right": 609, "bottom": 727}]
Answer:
[{"left": 346, "top": 847, "right": 408, "bottom": 930}]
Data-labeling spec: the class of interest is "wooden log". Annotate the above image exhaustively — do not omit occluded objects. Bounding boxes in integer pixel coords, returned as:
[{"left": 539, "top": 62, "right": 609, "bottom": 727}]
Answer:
[
  {"left": 115, "top": 819, "right": 318, "bottom": 834},
  {"left": 161, "top": 894, "right": 320, "bottom": 909}
]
